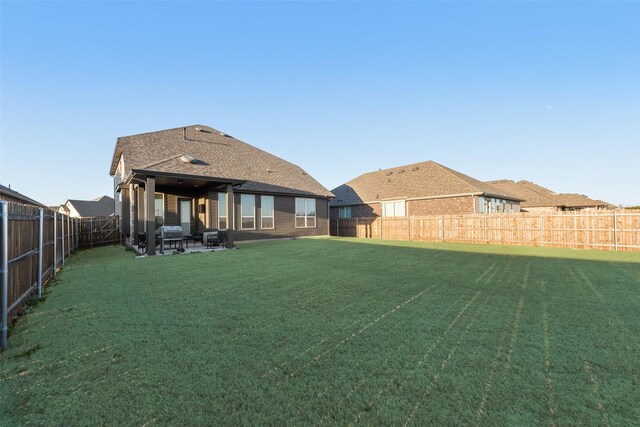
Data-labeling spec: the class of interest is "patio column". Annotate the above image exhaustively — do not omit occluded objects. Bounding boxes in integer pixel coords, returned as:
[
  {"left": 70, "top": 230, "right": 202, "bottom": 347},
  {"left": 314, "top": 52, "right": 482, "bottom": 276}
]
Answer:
[
  {"left": 130, "top": 183, "right": 138, "bottom": 244},
  {"left": 226, "top": 184, "right": 234, "bottom": 248},
  {"left": 146, "top": 177, "right": 156, "bottom": 255},
  {"left": 136, "top": 185, "right": 145, "bottom": 245}
]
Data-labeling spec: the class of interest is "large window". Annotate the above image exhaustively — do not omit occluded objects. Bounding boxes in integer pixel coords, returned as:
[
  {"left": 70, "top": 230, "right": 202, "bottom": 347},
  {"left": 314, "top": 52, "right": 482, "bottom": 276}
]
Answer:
[
  {"left": 261, "top": 195, "right": 274, "bottom": 229},
  {"left": 295, "top": 198, "right": 316, "bottom": 228},
  {"left": 154, "top": 193, "right": 164, "bottom": 225},
  {"left": 218, "top": 193, "right": 227, "bottom": 229},
  {"left": 382, "top": 200, "right": 405, "bottom": 217},
  {"left": 338, "top": 206, "right": 352, "bottom": 218},
  {"left": 241, "top": 194, "right": 256, "bottom": 230}
]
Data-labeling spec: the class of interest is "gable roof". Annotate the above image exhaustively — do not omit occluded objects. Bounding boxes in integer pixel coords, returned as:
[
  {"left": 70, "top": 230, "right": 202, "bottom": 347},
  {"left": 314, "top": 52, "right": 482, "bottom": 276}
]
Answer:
[
  {"left": 486, "top": 180, "right": 561, "bottom": 208},
  {"left": 330, "top": 161, "right": 522, "bottom": 207},
  {"left": 0, "top": 184, "right": 47, "bottom": 208},
  {"left": 65, "top": 196, "right": 115, "bottom": 217},
  {"left": 487, "top": 180, "right": 610, "bottom": 209},
  {"left": 110, "top": 125, "right": 333, "bottom": 198}
]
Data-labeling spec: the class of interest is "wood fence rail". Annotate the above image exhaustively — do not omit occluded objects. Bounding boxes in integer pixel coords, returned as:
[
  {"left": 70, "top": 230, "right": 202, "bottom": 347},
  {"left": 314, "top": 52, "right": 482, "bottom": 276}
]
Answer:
[
  {"left": 0, "top": 200, "right": 119, "bottom": 350},
  {"left": 330, "top": 210, "right": 640, "bottom": 252}
]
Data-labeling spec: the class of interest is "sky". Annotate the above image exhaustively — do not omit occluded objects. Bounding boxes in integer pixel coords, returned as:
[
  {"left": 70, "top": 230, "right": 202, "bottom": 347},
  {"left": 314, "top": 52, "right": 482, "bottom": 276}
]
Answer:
[{"left": 1, "top": 1, "right": 639, "bottom": 207}]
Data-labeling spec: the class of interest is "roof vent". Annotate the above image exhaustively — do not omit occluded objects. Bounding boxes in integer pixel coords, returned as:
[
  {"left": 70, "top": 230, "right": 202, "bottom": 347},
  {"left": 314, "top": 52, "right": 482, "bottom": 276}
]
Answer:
[
  {"left": 386, "top": 171, "right": 393, "bottom": 176},
  {"left": 219, "top": 132, "right": 227, "bottom": 136},
  {"left": 195, "top": 127, "right": 212, "bottom": 134},
  {"left": 180, "top": 155, "right": 198, "bottom": 164},
  {"left": 398, "top": 169, "right": 405, "bottom": 174},
  {"left": 412, "top": 167, "right": 419, "bottom": 171}
]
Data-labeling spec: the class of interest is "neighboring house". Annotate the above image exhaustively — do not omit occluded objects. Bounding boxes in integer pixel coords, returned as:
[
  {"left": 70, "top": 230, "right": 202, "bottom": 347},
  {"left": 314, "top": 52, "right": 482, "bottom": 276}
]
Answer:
[
  {"left": 0, "top": 184, "right": 47, "bottom": 208},
  {"left": 109, "top": 124, "right": 333, "bottom": 254},
  {"left": 58, "top": 196, "right": 115, "bottom": 218},
  {"left": 487, "top": 180, "right": 612, "bottom": 212},
  {"left": 330, "top": 161, "right": 522, "bottom": 219}
]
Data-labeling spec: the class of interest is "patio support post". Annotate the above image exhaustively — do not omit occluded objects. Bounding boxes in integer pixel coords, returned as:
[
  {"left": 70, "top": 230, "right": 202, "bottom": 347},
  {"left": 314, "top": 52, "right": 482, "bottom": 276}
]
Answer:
[
  {"left": 136, "top": 185, "right": 145, "bottom": 246},
  {"left": 225, "top": 184, "right": 234, "bottom": 248},
  {"left": 1, "top": 201, "right": 8, "bottom": 350},
  {"left": 146, "top": 177, "right": 156, "bottom": 255}
]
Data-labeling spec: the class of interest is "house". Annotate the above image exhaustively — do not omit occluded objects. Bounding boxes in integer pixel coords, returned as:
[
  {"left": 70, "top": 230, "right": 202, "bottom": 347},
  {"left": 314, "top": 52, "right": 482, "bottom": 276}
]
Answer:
[
  {"left": 58, "top": 195, "right": 115, "bottom": 218},
  {"left": 330, "top": 161, "right": 522, "bottom": 218},
  {"left": 0, "top": 184, "right": 47, "bottom": 208},
  {"left": 486, "top": 180, "right": 612, "bottom": 212},
  {"left": 109, "top": 125, "right": 333, "bottom": 254}
]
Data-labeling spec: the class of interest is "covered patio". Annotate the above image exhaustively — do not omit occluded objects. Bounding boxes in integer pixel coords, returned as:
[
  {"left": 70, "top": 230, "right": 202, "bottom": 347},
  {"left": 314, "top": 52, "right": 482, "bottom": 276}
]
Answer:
[{"left": 118, "top": 170, "right": 245, "bottom": 255}]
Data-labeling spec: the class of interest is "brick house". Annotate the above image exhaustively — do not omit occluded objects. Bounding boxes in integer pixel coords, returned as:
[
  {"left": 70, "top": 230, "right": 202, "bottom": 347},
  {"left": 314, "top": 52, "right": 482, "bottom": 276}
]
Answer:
[
  {"left": 330, "top": 161, "right": 522, "bottom": 219},
  {"left": 486, "top": 180, "right": 613, "bottom": 212},
  {"left": 57, "top": 196, "right": 115, "bottom": 218},
  {"left": 109, "top": 125, "right": 333, "bottom": 254}
]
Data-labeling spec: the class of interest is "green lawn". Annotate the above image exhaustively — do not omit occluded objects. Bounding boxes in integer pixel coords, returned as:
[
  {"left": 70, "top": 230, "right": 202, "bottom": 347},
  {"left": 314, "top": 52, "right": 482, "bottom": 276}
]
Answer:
[{"left": 1, "top": 238, "right": 639, "bottom": 425}]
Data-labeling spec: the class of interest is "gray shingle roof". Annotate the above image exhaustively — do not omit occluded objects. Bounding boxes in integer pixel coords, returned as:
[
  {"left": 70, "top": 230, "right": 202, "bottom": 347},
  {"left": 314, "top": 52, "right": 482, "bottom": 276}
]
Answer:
[
  {"left": 66, "top": 196, "right": 115, "bottom": 217},
  {"left": 330, "top": 161, "right": 522, "bottom": 207},
  {"left": 0, "top": 184, "right": 47, "bottom": 207},
  {"left": 487, "top": 180, "right": 611, "bottom": 209},
  {"left": 110, "top": 125, "right": 333, "bottom": 198}
]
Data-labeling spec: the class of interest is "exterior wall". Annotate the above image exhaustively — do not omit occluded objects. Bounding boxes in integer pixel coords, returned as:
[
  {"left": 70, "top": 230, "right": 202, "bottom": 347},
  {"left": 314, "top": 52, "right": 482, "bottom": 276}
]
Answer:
[
  {"left": 521, "top": 206, "right": 561, "bottom": 213},
  {"left": 150, "top": 188, "right": 330, "bottom": 240},
  {"left": 120, "top": 188, "right": 130, "bottom": 237},
  {"left": 233, "top": 193, "right": 329, "bottom": 240},
  {"left": 330, "top": 203, "right": 381, "bottom": 219},
  {"left": 408, "top": 196, "right": 475, "bottom": 216}
]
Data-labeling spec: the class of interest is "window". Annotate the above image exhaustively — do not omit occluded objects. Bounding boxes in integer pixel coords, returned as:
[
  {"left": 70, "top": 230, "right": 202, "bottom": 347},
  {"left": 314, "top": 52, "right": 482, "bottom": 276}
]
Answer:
[
  {"left": 261, "top": 195, "right": 274, "bottom": 229},
  {"left": 154, "top": 193, "right": 164, "bottom": 225},
  {"left": 382, "top": 200, "right": 406, "bottom": 217},
  {"left": 218, "top": 193, "right": 227, "bottom": 230},
  {"left": 338, "top": 206, "right": 351, "bottom": 218},
  {"left": 241, "top": 194, "right": 256, "bottom": 230},
  {"left": 295, "top": 198, "right": 316, "bottom": 228}
]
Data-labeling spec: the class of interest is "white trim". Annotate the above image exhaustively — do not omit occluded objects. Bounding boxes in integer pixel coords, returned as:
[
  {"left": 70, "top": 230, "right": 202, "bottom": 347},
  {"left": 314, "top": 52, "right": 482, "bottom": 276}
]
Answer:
[
  {"left": 240, "top": 194, "right": 256, "bottom": 230},
  {"left": 218, "top": 192, "right": 228, "bottom": 230},
  {"left": 260, "top": 195, "right": 275, "bottom": 230},
  {"left": 294, "top": 197, "right": 317, "bottom": 229}
]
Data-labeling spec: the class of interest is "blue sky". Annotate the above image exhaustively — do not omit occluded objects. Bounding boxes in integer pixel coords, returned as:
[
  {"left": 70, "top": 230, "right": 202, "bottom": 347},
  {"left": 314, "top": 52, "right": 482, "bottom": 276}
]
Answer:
[{"left": 1, "top": 1, "right": 639, "bottom": 206}]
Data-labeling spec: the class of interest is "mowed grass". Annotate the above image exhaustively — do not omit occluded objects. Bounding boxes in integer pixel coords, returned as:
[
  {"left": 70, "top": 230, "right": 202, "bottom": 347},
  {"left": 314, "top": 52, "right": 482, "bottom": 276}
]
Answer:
[{"left": 1, "top": 238, "right": 639, "bottom": 425}]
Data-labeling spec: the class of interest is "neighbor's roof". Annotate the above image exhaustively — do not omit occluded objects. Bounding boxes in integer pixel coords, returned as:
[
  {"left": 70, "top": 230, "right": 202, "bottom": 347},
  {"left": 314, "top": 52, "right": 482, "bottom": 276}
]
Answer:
[
  {"left": 65, "top": 195, "right": 115, "bottom": 217},
  {"left": 330, "top": 161, "right": 522, "bottom": 207},
  {"left": 110, "top": 125, "right": 333, "bottom": 198},
  {"left": 0, "top": 184, "right": 47, "bottom": 208},
  {"left": 486, "top": 180, "right": 561, "bottom": 208},
  {"left": 487, "top": 180, "right": 610, "bottom": 209}
]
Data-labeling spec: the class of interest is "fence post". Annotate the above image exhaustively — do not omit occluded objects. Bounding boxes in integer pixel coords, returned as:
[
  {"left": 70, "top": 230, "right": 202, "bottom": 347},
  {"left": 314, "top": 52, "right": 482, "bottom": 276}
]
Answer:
[
  {"left": 380, "top": 218, "right": 383, "bottom": 240},
  {"left": 336, "top": 217, "right": 339, "bottom": 237},
  {"left": 61, "top": 214, "right": 65, "bottom": 266},
  {"left": 90, "top": 218, "right": 93, "bottom": 248},
  {"left": 1, "top": 201, "right": 8, "bottom": 350},
  {"left": 53, "top": 211, "right": 57, "bottom": 277},
  {"left": 75, "top": 219, "right": 79, "bottom": 249},
  {"left": 67, "top": 215, "right": 71, "bottom": 255},
  {"left": 613, "top": 210, "right": 618, "bottom": 251},
  {"left": 441, "top": 216, "right": 445, "bottom": 241},
  {"left": 37, "top": 208, "right": 43, "bottom": 300},
  {"left": 408, "top": 217, "right": 411, "bottom": 241}
]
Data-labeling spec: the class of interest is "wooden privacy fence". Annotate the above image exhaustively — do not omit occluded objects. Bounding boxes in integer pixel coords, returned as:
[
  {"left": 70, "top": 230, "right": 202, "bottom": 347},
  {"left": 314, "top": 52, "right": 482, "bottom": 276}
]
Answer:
[
  {"left": 0, "top": 200, "right": 119, "bottom": 350},
  {"left": 331, "top": 210, "right": 640, "bottom": 252}
]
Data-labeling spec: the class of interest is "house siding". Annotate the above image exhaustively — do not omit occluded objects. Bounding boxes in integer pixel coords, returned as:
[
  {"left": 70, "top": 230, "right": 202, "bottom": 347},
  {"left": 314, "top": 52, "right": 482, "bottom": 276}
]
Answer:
[{"left": 140, "top": 189, "right": 329, "bottom": 240}]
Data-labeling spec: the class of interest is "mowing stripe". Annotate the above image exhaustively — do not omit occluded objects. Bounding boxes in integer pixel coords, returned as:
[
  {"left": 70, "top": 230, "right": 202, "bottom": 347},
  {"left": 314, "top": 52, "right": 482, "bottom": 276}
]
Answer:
[
  {"left": 318, "top": 287, "right": 475, "bottom": 424},
  {"left": 0, "top": 344, "right": 119, "bottom": 383},
  {"left": 574, "top": 269, "right": 606, "bottom": 304},
  {"left": 348, "top": 290, "right": 482, "bottom": 424},
  {"left": 475, "top": 261, "right": 498, "bottom": 283},
  {"left": 583, "top": 360, "right": 611, "bottom": 427},
  {"left": 403, "top": 302, "right": 485, "bottom": 426},
  {"left": 540, "top": 279, "right": 557, "bottom": 426},
  {"left": 274, "top": 282, "right": 441, "bottom": 384}
]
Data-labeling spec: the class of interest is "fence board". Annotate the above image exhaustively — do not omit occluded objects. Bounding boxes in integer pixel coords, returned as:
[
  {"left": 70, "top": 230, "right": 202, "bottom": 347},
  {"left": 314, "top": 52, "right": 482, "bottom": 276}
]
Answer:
[
  {"left": 331, "top": 210, "right": 640, "bottom": 252},
  {"left": 1, "top": 201, "right": 121, "bottom": 348}
]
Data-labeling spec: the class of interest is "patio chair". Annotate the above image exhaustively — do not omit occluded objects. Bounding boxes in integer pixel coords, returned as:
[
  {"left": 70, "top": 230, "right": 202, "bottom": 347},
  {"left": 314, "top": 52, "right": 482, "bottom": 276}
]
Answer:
[{"left": 203, "top": 230, "right": 225, "bottom": 248}]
